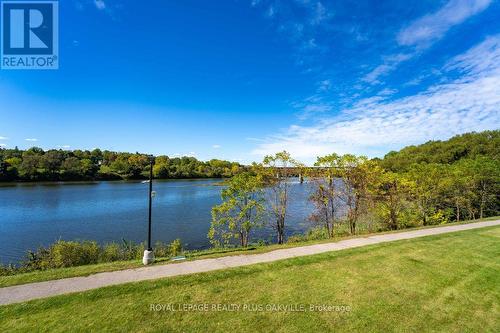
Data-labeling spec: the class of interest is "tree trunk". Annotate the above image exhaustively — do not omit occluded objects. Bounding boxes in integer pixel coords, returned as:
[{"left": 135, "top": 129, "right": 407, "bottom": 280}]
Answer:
[
  {"left": 480, "top": 189, "right": 486, "bottom": 219},
  {"left": 277, "top": 215, "right": 285, "bottom": 244},
  {"left": 241, "top": 231, "right": 249, "bottom": 248}
]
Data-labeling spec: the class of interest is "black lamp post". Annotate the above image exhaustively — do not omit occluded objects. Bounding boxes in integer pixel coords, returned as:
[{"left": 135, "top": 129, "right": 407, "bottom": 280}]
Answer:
[
  {"left": 143, "top": 155, "right": 155, "bottom": 265},
  {"left": 147, "top": 156, "right": 154, "bottom": 250}
]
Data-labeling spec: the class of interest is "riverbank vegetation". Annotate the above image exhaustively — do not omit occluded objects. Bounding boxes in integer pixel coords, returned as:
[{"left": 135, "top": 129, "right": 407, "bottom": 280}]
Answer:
[
  {"left": 1, "top": 226, "right": 498, "bottom": 332},
  {"left": 0, "top": 216, "right": 497, "bottom": 287},
  {"left": 0, "top": 148, "right": 244, "bottom": 181},
  {"left": 210, "top": 130, "right": 499, "bottom": 247},
  {"left": 0, "top": 239, "right": 182, "bottom": 277}
]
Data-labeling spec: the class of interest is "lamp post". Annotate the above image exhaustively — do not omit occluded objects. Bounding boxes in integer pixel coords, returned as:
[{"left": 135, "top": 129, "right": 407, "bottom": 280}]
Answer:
[{"left": 142, "top": 155, "right": 155, "bottom": 265}]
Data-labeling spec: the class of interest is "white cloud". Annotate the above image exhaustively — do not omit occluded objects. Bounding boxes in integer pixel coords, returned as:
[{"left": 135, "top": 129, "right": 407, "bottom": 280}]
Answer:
[
  {"left": 251, "top": 0, "right": 333, "bottom": 71},
  {"left": 94, "top": 0, "right": 106, "bottom": 10},
  {"left": 25, "top": 138, "right": 38, "bottom": 142},
  {"left": 292, "top": 94, "right": 334, "bottom": 120},
  {"left": 58, "top": 145, "right": 71, "bottom": 149},
  {"left": 266, "top": 5, "right": 275, "bottom": 18},
  {"left": 252, "top": 35, "right": 500, "bottom": 163},
  {"left": 363, "top": 1, "right": 492, "bottom": 85},
  {"left": 0, "top": 136, "right": 7, "bottom": 140},
  {"left": 318, "top": 79, "right": 332, "bottom": 92},
  {"left": 362, "top": 64, "right": 393, "bottom": 84},
  {"left": 251, "top": 0, "right": 261, "bottom": 7},
  {"left": 397, "top": 0, "right": 492, "bottom": 48},
  {"left": 378, "top": 88, "right": 398, "bottom": 96},
  {"left": 444, "top": 34, "right": 500, "bottom": 79},
  {"left": 172, "top": 152, "right": 197, "bottom": 158},
  {"left": 212, "top": 145, "right": 221, "bottom": 149},
  {"left": 311, "top": 2, "right": 330, "bottom": 25},
  {"left": 0, "top": 143, "right": 6, "bottom": 147},
  {"left": 362, "top": 53, "right": 414, "bottom": 84}
]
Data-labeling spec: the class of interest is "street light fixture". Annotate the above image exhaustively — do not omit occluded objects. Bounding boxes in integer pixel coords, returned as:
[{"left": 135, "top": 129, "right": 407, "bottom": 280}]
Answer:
[{"left": 142, "top": 155, "right": 155, "bottom": 265}]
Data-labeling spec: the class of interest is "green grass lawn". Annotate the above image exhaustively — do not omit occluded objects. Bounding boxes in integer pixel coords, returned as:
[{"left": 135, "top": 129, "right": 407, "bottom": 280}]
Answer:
[
  {"left": 2, "top": 216, "right": 498, "bottom": 288},
  {"left": 1, "top": 226, "right": 499, "bottom": 332}
]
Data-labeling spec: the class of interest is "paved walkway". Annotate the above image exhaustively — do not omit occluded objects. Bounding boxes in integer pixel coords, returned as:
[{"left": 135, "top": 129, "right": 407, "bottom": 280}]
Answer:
[{"left": 1, "top": 220, "right": 499, "bottom": 306}]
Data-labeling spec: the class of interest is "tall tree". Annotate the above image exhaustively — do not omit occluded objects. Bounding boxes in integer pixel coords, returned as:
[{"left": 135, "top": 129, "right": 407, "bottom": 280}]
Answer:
[
  {"left": 310, "top": 154, "right": 341, "bottom": 237},
  {"left": 407, "top": 163, "right": 447, "bottom": 225},
  {"left": 209, "top": 172, "right": 264, "bottom": 247},
  {"left": 337, "top": 155, "right": 382, "bottom": 234},
  {"left": 374, "top": 171, "right": 415, "bottom": 230},
  {"left": 257, "top": 151, "right": 299, "bottom": 244},
  {"left": 443, "top": 163, "right": 475, "bottom": 222}
]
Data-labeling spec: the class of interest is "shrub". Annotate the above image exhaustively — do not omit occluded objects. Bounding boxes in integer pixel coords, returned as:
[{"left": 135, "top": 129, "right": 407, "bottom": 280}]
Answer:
[
  {"left": 427, "top": 210, "right": 449, "bottom": 225},
  {"left": 100, "top": 243, "right": 123, "bottom": 262},
  {"left": 0, "top": 237, "right": 187, "bottom": 276},
  {"left": 153, "top": 241, "right": 170, "bottom": 258},
  {"left": 287, "top": 227, "right": 330, "bottom": 243},
  {"left": 51, "top": 241, "right": 100, "bottom": 268},
  {"left": 169, "top": 239, "right": 183, "bottom": 257}
]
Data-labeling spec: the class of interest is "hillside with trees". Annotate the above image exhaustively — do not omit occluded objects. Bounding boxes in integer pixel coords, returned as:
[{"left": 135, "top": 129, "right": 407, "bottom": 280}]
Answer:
[{"left": 380, "top": 130, "right": 499, "bottom": 172}]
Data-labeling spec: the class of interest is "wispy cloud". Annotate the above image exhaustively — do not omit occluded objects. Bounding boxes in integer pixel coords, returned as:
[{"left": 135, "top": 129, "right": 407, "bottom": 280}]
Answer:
[
  {"left": 252, "top": 35, "right": 500, "bottom": 163},
  {"left": 0, "top": 136, "right": 8, "bottom": 140},
  {"left": 25, "top": 138, "right": 38, "bottom": 142},
  {"left": 444, "top": 34, "right": 500, "bottom": 78},
  {"left": 310, "top": 1, "right": 332, "bottom": 25},
  {"left": 250, "top": 1, "right": 333, "bottom": 66},
  {"left": 362, "top": 53, "right": 413, "bottom": 84},
  {"left": 292, "top": 94, "right": 334, "bottom": 120},
  {"left": 212, "top": 145, "right": 221, "bottom": 149},
  {"left": 94, "top": 0, "right": 106, "bottom": 10},
  {"left": 362, "top": 0, "right": 492, "bottom": 86},
  {"left": 0, "top": 143, "right": 6, "bottom": 148},
  {"left": 397, "top": 0, "right": 492, "bottom": 48},
  {"left": 317, "top": 79, "right": 332, "bottom": 92},
  {"left": 172, "top": 152, "right": 197, "bottom": 158},
  {"left": 58, "top": 145, "right": 71, "bottom": 149}
]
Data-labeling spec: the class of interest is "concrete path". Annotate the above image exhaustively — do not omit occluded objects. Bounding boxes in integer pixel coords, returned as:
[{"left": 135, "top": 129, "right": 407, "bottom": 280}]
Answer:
[{"left": 1, "top": 220, "right": 499, "bottom": 306}]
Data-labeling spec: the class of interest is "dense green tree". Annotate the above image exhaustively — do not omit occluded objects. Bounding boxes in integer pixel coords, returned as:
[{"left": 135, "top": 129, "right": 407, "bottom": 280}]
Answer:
[
  {"left": 0, "top": 147, "right": 243, "bottom": 181},
  {"left": 407, "top": 163, "right": 448, "bottom": 225},
  {"left": 461, "top": 157, "right": 500, "bottom": 219},
  {"left": 374, "top": 171, "right": 416, "bottom": 230},
  {"left": 382, "top": 130, "right": 499, "bottom": 172},
  {"left": 209, "top": 173, "right": 265, "bottom": 247}
]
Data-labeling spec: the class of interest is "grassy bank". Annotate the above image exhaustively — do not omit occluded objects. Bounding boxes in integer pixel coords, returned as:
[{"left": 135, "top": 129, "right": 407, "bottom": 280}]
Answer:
[
  {"left": 1, "top": 216, "right": 498, "bottom": 288},
  {"left": 1, "top": 225, "right": 499, "bottom": 332}
]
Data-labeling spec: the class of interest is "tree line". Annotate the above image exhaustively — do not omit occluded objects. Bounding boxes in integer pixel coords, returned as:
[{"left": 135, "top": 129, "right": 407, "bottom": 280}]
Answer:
[
  {"left": 0, "top": 147, "right": 244, "bottom": 181},
  {"left": 209, "top": 130, "right": 500, "bottom": 247}
]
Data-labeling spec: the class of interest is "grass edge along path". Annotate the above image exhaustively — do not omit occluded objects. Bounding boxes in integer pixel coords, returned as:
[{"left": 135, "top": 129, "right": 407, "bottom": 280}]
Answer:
[
  {"left": 1, "top": 215, "right": 498, "bottom": 289},
  {"left": 0, "top": 225, "right": 499, "bottom": 332},
  {"left": 0, "top": 219, "right": 499, "bottom": 306}
]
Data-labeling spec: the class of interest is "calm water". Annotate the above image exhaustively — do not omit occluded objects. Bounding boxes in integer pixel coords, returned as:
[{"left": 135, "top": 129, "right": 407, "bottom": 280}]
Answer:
[{"left": 0, "top": 179, "right": 315, "bottom": 264}]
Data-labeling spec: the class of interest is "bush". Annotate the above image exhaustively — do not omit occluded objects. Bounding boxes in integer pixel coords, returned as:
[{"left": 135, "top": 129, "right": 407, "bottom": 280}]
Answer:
[
  {"left": 169, "top": 239, "right": 182, "bottom": 256},
  {"left": 427, "top": 210, "right": 449, "bottom": 225},
  {"left": 100, "top": 243, "right": 123, "bottom": 262},
  {"left": 51, "top": 241, "right": 100, "bottom": 267},
  {"left": 0, "top": 238, "right": 185, "bottom": 276},
  {"left": 287, "top": 227, "right": 330, "bottom": 243},
  {"left": 153, "top": 241, "right": 170, "bottom": 258}
]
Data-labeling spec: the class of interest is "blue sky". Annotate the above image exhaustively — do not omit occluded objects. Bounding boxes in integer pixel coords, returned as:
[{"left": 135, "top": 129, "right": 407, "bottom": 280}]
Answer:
[{"left": 0, "top": 0, "right": 499, "bottom": 164}]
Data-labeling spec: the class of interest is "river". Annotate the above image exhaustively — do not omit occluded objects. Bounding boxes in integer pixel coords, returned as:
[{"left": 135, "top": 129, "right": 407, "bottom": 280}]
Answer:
[{"left": 0, "top": 179, "right": 316, "bottom": 264}]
